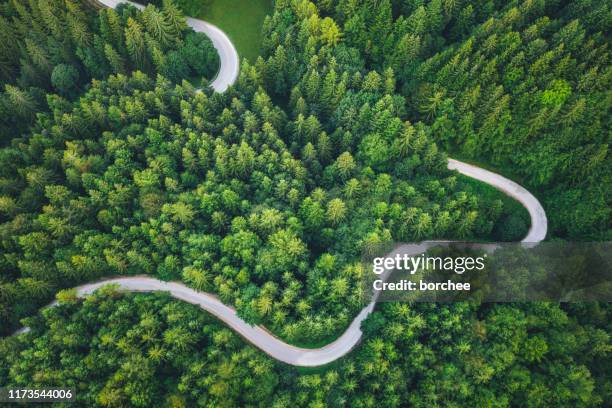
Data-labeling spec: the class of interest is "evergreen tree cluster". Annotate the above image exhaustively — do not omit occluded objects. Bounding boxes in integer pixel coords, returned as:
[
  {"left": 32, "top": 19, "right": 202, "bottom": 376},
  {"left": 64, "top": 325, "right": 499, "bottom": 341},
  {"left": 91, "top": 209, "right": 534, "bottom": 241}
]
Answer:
[
  {"left": 313, "top": 0, "right": 611, "bottom": 239},
  {"left": 0, "top": 69, "right": 504, "bottom": 342},
  {"left": 0, "top": 0, "right": 219, "bottom": 141},
  {"left": 0, "top": 0, "right": 609, "bottom": 406},
  {"left": 1, "top": 288, "right": 608, "bottom": 407}
]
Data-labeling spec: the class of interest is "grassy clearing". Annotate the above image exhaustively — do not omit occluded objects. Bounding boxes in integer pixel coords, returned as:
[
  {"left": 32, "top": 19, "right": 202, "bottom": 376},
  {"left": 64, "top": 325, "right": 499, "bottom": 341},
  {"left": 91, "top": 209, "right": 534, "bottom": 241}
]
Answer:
[{"left": 177, "top": 0, "right": 273, "bottom": 62}]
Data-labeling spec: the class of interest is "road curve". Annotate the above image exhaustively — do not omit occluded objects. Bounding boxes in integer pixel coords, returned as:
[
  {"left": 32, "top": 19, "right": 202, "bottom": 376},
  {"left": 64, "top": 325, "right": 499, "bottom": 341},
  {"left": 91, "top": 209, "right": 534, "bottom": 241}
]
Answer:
[
  {"left": 11, "top": 0, "right": 548, "bottom": 366},
  {"left": 12, "top": 158, "right": 547, "bottom": 366},
  {"left": 96, "top": 0, "right": 239, "bottom": 92},
  {"left": 447, "top": 159, "right": 547, "bottom": 242}
]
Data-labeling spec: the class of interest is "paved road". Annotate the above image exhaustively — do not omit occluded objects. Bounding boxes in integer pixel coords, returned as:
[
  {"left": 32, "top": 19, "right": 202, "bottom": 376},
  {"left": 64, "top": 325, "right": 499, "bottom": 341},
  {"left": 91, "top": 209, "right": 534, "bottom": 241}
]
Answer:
[
  {"left": 13, "top": 158, "right": 548, "bottom": 366},
  {"left": 447, "top": 159, "right": 547, "bottom": 243},
  {"left": 97, "top": 0, "right": 239, "bottom": 92},
  {"left": 11, "top": 1, "right": 548, "bottom": 366}
]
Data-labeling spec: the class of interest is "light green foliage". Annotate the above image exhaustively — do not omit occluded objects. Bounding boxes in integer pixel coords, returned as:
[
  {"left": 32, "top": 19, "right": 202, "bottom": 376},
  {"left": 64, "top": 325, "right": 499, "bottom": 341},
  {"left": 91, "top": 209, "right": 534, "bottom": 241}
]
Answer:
[
  {"left": 0, "top": 291, "right": 608, "bottom": 407},
  {"left": 541, "top": 79, "right": 572, "bottom": 108}
]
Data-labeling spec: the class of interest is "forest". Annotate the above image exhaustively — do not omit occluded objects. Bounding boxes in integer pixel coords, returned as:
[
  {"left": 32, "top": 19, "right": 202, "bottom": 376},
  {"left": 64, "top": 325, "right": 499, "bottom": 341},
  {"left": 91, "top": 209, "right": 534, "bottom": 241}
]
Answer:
[
  {"left": 1, "top": 286, "right": 608, "bottom": 407},
  {"left": 0, "top": 0, "right": 219, "bottom": 141},
  {"left": 0, "top": 0, "right": 610, "bottom": 407},
  {"left": 315, "top": 0, "right": 610, "bottom": 239}
]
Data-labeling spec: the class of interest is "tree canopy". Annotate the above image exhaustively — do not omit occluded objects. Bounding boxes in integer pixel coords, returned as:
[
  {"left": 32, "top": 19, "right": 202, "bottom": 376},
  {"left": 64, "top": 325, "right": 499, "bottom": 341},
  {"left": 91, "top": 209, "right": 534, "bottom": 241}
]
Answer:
[
  {"left": 0, "top": 0, "right": 609, "bottom": 406},
  {"left": 0, "top": 0, "right": 219, "bottom": 142}
]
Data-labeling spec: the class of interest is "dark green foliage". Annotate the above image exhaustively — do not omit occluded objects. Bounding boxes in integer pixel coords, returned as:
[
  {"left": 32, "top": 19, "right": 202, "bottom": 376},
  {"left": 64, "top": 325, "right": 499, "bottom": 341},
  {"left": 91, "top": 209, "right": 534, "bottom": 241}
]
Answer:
[
  {"left": 410, "top": 3, "right": 611, "bottom": 240},
  {"left": 160, "top": 32, "right": 218, "bottom": 82},
  {"left": 182, "top": 32, "right": 219, "bottom": 76},
  {"left": 495, "top": 213, "right": 528, "bottom": 241},
  {"left": 0, "top": 0, "right": 219, "bottom": 142},
  {"left": 51, "top": 64, "right": 80, "bottom": 97},
  {"left": 161, "top": 50, "right": 191, "bottom": 82},
  {"left": 320, "top": 0, "right": 611, "bottom": 239}
]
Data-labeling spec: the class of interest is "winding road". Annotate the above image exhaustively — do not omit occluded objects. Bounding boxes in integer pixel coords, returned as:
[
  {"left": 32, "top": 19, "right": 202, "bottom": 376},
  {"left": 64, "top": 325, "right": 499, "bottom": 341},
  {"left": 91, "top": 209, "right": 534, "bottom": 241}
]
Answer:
[
  {"left": 11, "top": 0, "right": 548, "bottom": 367},
  {"left": 96, "top": 0, "right": 239, "bottom": 92}
]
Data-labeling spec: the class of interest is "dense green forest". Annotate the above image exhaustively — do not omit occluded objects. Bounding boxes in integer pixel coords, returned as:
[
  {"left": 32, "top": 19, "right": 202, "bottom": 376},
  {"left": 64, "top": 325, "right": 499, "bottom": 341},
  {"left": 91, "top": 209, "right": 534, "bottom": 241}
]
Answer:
[
  {"left": 0, "top": 0, "right": 610, "bottom": 406},
  {"left": 0, "top": 0, "right": 523, "bottom": 342},
  {"left": 1, "top": 288, "right": 609, "bottom": 406},
  {"left": 0, "top": 0, "right": 219, "bottom": 141},
  {"left": 313, "top": 0, "right": 610, "bottom": 239},
  {"left": 0, "top": 55, "right": 510, "bottom": 343}
]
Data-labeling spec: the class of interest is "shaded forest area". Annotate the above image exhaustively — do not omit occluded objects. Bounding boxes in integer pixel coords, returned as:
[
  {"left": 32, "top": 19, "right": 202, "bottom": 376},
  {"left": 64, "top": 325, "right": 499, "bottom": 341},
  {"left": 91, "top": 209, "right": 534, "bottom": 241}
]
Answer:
[{"left": 0, "top": 0, "right": 219, "bottom": 141}]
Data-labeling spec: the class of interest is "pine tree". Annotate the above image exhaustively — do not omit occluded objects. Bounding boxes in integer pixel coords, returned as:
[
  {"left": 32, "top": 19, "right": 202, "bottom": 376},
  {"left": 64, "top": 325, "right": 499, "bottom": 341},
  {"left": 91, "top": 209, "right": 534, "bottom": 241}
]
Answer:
[
  {"left": 162, "top": 0, "right": 188, "bottom": 36},
  {"left": 327, "top": 198, "right": 347, "bottom": 225},
  {"left": 426, "top": 0, "right": 444, "bottom": 33},
  {"left": 149, "top": 42, "right": 166, "bottom": 74},
  {"left": 396, "top": 122, "right": 415, "bottom": 157},
  {"left": 67, "top": 13, "right": 91, "bottom": 48},
  {"left": 36, "top": 0, "right": 63, "bottom": 39},
  {"left": 0, "top": 16, "right": 19, "bottom": 81},
  {"left": 24, "top": 38, "right": 51, "bottom": 74},
  {"left": 103, "top": 8, "right": 125, "bottom": 48},
  {"left": 406, "top": 6, "right": 427, "bottom": 36},
  {"left": 64, "top": 0, "right": 88, "bottom": 24},
  {"left": 142, "top": 4, "right": 175, "bottom": 48},
  {"left": 320, "top": 17, "right": 341, "bottom": 46},
  {"left": 104, "top": 43, "right": 126, "bottom": 74},
  {"left": 4, "top": 85, "right": 37, "bottom": 118},
  {"left": 336, "top": 151, "right": 355, "bottom": 179},
  {"left": 320, "top": 68, "right": 336, "bottom": 115},
  {"left": 393, "top": 33, "right": 420, "bottom": 75},
  {"left": 124, "top": 17, "right": 146, "bottom": 70}
]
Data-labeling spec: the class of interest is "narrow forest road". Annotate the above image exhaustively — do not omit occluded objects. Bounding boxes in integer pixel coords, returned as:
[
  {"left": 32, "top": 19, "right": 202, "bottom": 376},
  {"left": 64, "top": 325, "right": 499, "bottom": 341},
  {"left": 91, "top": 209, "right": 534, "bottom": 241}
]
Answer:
[
  {"left": 96, "top": 0, "right": 239, "bottom": 92},
  {"left": 12, "top": 159, "right": 548, "bottom": 366},
  {"left": 11, "top": 0, "right": 548, "bottom": 366},
  {"left": 447, "top": 159, "right": 547, "bottom": 242}
]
